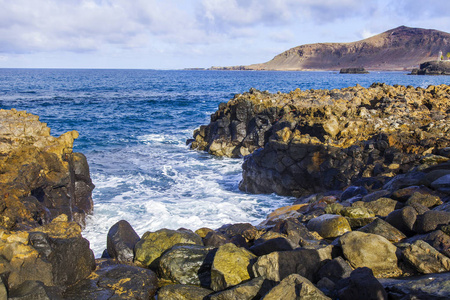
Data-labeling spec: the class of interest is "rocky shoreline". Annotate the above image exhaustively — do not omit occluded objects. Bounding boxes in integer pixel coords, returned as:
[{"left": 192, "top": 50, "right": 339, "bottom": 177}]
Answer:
[
  {"left": 411, "top": 61, "right": 450, "bottom": 75},
  {"left": 1, "top": 81, "right": 450, "bottom": 300}
]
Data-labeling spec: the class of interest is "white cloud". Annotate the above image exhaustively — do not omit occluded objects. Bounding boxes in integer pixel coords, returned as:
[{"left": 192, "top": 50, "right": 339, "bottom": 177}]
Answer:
[
  {"left": 0, "top": 0, "right": 203, "bottom": 53},
  {"left": 198, "top": 0, "right": 375, "bottom": 36},
  {"left": 0, "top": 0, "right": 449, "bottom": 69}
]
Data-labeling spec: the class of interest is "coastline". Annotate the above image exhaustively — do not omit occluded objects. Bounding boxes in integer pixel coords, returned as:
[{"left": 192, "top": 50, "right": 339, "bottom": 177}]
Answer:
[{"left": 1, "top": 80, "right": 450, "bottom": 298}]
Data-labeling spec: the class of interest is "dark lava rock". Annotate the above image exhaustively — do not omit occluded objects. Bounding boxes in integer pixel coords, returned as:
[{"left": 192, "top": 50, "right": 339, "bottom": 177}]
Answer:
[
  {"left": 414, "top": 210, "right": 450, "bottom": 233},
  {"left": 411, "top": 61, "right": 450, "bottom": 75},
  {"left": 271, "top": 218, "right": 318, "bottom": 246},
  {"left": 203, "top": 231, "right": 231, "bottom": 248},
  {"left": 249, "top": 237, "right": 294, "bottom": 256},
  {"left": 208, "top": 277, "right": 265, "bottom": 300},
  {"left": 358, "top": 218, "right": 406, "bottom": 242},
  {"left": 317, "top": 256, "right": 353, "bottom": 283},
  {"left": 340, "top": 67, "right": 369, "bottom": 74},
  {"left": 107, "top": 220, "right": 140, "bottom": 263},
  {"left": 341, "top": 186, "right": 369, "bottom": 201},
  {"left": 379, "top": 272, "right": 450, "bottom": 299},
  {"left": 64, "top": 260, "right": 158, "bottom": 299},
  {"left": 158, "top": 284, "right": 213, "bottom": 300},
  {"left": 385, "top": 206, "right": 418, "bottom": 236},
  {"left": 336, "top": 267, "right": 388, "bottom": 300},
  {"left": 28, "top": 232, "right": 96, "bottom": 287},
  {"left": 252, "top": 246, "right": 332, "bottom": 283},
  {"left": 220, "top": 222, "right": 260, "bottom": 242},
  {"left": 158, "top": 244, "right": 216, "bottom": 287},
  {"left": 8, "top": 280, "right": 63, "bottom": 300}
]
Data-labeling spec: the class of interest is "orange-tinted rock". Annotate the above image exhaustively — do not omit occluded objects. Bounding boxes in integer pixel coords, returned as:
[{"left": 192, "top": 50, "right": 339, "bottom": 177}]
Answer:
[{"left": 0, "top": 109, "right": 94, "bottom": 229}]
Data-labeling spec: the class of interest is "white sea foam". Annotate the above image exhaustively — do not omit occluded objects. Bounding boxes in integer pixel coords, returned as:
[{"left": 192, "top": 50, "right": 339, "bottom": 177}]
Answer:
[{"left": 82, "top": 133, "right": 294, "bottom": 256}]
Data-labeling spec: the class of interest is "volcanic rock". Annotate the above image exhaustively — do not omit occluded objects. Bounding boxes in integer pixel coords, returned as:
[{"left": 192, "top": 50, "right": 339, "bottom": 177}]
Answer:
[
  {"left": 307, "top": 214, "right": 352, "bottom": 239},
  {"left": 339, "top": 231, "right": 401, "bottom": 278},
  {"left": 402, "top": 240, "right": 450, "bottom": 274},
  {"left": 208, "top": 277, "right": 265, "bottom": 300},
  {"left": 261, "top": 273, "right": 330, "bottom": 300},
  {"left": 106, "top": 220, "right": 140, "bottom": 263},
  {"left": 210, "top": 243, "right": 256, "bottom": 291},
  {"left": 63, "top": 260, "right": 158, "bottom": 299},
  {"left": 192, "top": 83, "right": 450, "bottom": 197},
  {"left": 358, "top": 218, "right": 406, "bottom": 243},
  {"left": 158, "top": 284, "right": 212, "bottom": 300},
  {"left": 0, "top": 109, "right": 94, "bottom": 228},
  {"left": 218, "top": 26, "right": 450, "bottom": 71},
  {"left": 411, "top": 60, "right": 450, "bottom": 75},
  {"left": 158, "top": 244, "right": 215, "bottom": 287},
  {"left": 134, "top": 228, "right": 203, "bottom": 269},
  {"left": 340, "top": 67, "right": 369, "bottom": 74},
  {"left": 252, "top": 246, "right": 332, "bottom": 282},
  {"left": 336, "top": 267, "right": 388, "bottom": 300}
]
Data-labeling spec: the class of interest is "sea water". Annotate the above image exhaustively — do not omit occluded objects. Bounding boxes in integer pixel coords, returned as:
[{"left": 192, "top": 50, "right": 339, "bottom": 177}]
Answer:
[{"left": 1, "top": 69, "right": 450, "bottom": 256}]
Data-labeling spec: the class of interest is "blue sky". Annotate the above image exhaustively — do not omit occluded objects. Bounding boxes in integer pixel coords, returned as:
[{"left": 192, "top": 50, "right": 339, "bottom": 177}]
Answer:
[{"left": 0, "top": 0, "right": 449, "bottom": 69}]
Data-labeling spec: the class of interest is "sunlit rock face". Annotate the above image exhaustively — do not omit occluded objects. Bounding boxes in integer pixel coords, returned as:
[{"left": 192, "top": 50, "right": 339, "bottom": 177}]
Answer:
[
  {"left": 0, "top": 109, "right": 94, "bottom": 229},
  {"left": 192, "top": 84, "right": 450, "bottom": 197}
]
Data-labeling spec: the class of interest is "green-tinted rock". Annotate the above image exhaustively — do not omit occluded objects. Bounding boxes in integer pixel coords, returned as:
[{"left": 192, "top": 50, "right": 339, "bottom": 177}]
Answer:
[
  {"left": 324, "top": 203, "right": 343, "bottom": 215},
  {"left": 158, "top": 244, "right": 215, "bottom": 287},
  {"left": 307, "top": 214, "right": 351, "bottom": 239},
  {"left": 346, "top": 217, "right": 377, "bottom": 229},
  {"left": 341, "top": 207, "right": 375, "bottom": 219},
  {"left": 340, "top": 231, "right": 401, "bottom": 278},
  {"left": 262, "top": 274, "right": 330, "bottom": 300},
  {"left": 210, "top": 243, "right": 256, "bottom": 291},
  {"left": 158, "top": 284, "right": 212, "bottom": 300},
  {"left": 353, "top": 197, "right": 399, "bottom": 217},
  {"left": 406, "top": 192, "right": 442, "bottom": 208},
  {"left": 134, "top": 229, "right": 202, "bottom": 269}
]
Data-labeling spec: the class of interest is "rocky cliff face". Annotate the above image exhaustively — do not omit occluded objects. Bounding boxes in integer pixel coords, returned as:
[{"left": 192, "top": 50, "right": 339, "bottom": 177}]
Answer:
[
  {"left": 191, "top": 84, "right": 450, "bottom": 197},
  {"left": 411, "top": 60, "right": 450, "bottom": 75},
  {"left": 0, "top": 109, "right": 94, "bottom": 229},
  {"left": 219, "top": 26, "right": 450, "bottom": 71}
]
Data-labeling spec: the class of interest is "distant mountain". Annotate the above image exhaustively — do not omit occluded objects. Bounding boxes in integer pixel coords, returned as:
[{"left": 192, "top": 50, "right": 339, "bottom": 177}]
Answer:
[{"left": 213, "top": 26, "right": 450, "bottom": 71}]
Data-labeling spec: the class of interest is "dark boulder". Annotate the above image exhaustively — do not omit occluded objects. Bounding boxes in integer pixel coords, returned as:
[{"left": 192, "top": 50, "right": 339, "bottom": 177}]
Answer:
[
  {"left": 385, "top": 206, "right": 418, "bottom": 236},
  {"left": 8, "top": 280, "right": 63, "bottom": 300},
  {"left": 203, "top": 231, "right": 231, "bottom": 248},
  {"left": 317, "top": 256, "right": 353, "bottom": 283},
  {"left": 28, "top": 231, "right": 95, "bottom": 287},
  {"left": 252, "top": 246, "right": 332, "bottom": 282},
  {"left": 107, "top": 220, "right": 140, "bottom": 263},
  {"left": 158, "top": 244, "right": 216, "bottom": 287},
  {"left": 336, "top": 267, "right": 388, "bottom": 300},
  {"left": 414, "top": 211, "right": 450, "bottom": 233},
  {"left": 249, "top": 237, "right": 294, "bottom": 256},
  {"left": 64, "top": 260, "right": 158, "bottom": 299}
]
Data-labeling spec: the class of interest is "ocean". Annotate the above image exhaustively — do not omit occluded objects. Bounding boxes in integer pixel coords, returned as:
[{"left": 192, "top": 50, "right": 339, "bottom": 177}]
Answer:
[{"left": 1, "top": 68, "right": 450, "bottom": 256}]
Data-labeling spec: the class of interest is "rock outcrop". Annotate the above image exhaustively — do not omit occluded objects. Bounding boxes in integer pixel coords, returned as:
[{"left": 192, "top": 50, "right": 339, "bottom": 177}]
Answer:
[
  {"left": 191, "top": 83, "right": 450, "bottom": 197},
  {"left": 411, "top": 60, "right": 450, "bottom": 75},
  {"left": 339, "top": 67, "right": 369, "bottom": 74},
  {"left": 0, "top": 109, "right": 94, "bottom": 229}
]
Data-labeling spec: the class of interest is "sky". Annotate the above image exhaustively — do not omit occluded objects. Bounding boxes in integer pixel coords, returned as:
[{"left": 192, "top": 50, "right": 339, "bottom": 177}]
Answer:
[{"left": 0, "top": 0, "right": 449, "bottom": 69}]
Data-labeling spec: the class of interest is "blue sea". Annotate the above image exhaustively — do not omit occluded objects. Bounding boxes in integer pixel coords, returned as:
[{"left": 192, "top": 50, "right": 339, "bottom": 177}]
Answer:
[{"left": 1, "top": 69, "right": 450, "bottom": 256}]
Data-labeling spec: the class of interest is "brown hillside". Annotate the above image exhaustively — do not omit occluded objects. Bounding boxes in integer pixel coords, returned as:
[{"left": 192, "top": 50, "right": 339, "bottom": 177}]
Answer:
[{"left": 229, "top": 26, "right": 450, "bottom": 71}]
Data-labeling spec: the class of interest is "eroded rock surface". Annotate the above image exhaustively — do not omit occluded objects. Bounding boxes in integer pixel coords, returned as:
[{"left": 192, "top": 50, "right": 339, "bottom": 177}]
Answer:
[
  {"left": 191, "top": 84, "right": 450, "bottom": 197},
  {"left": 0, "top": 109, "right": 94, "bottom": 229}
]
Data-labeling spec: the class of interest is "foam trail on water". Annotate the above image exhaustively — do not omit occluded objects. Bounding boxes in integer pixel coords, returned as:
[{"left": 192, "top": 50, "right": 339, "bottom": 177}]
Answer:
[{"left": 82, "top": 131, "right": 293, "bottom": 256}]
